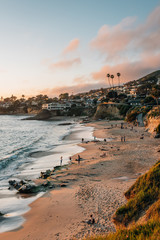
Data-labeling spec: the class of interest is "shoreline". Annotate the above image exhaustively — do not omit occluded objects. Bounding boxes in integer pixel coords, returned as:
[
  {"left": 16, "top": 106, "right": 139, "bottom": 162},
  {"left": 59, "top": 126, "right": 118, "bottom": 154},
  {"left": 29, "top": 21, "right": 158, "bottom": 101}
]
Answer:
[
  {"left": 0, "top": 120, "right": 160, "bottom": 240},
  {"left": 0, "top": 120, "right": 93, "bottom": 233}
]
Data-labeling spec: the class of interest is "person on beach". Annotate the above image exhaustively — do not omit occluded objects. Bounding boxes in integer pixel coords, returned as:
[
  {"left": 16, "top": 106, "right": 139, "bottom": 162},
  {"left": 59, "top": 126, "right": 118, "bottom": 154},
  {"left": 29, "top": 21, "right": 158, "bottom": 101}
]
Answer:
[
  {"left": 78, "top": 155, "right": 80, "bottom": 164},
  {"left": 121, "top": 136, "right": 123, "bottom": 142},
  {"left": 82, "top": 138, "right": 84, "bottom": 143},
  {"left": 124, "top": 135, "right": 126, "bottom": 142},
  {"left": 87, "top": 214, "right": 95, "bottom": 224},
  {"left": 60, "top": 156, "right": 63, "bottom": 166},
  {"left": 69, "top": 156, "right": 72, "bottom": 162}
]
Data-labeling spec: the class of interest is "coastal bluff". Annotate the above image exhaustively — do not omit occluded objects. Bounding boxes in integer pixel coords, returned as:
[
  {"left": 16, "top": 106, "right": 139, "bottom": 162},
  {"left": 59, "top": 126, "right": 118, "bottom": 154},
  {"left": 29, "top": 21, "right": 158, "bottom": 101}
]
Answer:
[{"left": 93, "top": 102, "right": 126, "bottom": 120}]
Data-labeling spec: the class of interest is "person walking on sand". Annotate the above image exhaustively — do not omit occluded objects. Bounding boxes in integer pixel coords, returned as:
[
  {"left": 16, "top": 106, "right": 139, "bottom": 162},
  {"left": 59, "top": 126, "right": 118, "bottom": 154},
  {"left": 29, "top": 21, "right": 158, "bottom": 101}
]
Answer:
[
  {"left": 60, "top": 156, "right": 63, "bottom": 166},
  {"left": 82, "top": 138, "right": 84, "bottom": 143},
  {"left": 78, "top": 155, "right": 80, "bottom": 164},
  {"left": 124, "top": 135, "right": 126, "bottom": 142}
]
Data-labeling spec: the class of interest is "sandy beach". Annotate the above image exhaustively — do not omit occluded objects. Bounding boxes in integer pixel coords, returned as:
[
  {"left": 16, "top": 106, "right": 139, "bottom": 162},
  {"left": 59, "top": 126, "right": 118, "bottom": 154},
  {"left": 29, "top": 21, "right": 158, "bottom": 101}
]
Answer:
[{"left": 0, "top": 120, "right": 160, "bottom": 240}]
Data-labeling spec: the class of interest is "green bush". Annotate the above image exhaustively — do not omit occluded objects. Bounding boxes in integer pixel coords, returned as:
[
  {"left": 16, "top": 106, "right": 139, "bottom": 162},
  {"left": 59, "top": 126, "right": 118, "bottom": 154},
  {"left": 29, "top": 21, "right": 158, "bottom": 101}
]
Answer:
[
  {"left": 126, "top": 111, "right": 138, "bottom": 122},
  {"left": 114, "top": 161, "right": 160, "bottom": 226},
  {"left": 118, "top": 104, "right": 131, "bottom": 116},
  {"left": 85, "top": 220, "right": 160, "bottom": 240}
]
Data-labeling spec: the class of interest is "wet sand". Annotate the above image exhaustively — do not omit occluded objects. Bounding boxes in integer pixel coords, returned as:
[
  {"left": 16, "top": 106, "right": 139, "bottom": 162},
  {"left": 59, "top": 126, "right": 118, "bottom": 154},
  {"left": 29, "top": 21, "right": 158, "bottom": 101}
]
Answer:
[{"left": 0, "top": 120, "right": 160, "bottom": 240}]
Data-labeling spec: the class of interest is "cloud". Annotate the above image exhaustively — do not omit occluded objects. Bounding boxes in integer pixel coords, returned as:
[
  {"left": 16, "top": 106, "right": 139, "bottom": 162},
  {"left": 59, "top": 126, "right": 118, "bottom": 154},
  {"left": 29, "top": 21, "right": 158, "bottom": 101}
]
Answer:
[
  {"left": 40, "top": 82, "right": 105, "bottom": 97},
  {"left": 90, "top": 6, "right": 160, "bottom": 61},
  {"left": 92, "top": 52, "right": 160, "bottom": 84},
  {"left": 49, "top": 57, "right": 81, "bottom": 70},
  {"left": 40, "top": 6, "right": 160, "bottom": 97},
  {"left": 63, "top": 38, "right": 79, "bottom": 55}
]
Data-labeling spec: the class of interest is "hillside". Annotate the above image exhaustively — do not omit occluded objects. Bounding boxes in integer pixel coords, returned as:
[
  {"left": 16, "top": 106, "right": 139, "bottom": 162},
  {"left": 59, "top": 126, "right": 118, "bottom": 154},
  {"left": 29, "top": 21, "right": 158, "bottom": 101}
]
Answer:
[{"left": 85, "top": 161, "right": 160, "bottom": 240}]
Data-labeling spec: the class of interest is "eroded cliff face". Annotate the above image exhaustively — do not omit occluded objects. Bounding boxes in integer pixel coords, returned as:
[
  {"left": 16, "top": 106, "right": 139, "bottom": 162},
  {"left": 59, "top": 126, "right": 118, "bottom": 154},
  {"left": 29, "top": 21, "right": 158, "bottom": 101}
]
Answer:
[
  {"left": 145, "top": 107, "right": 160, "bottom": 133},
  {"left": 145, "top": 117, "right": 160, "bottom": 133},
  {"left": 93, "top": 103, "right": 123, "bottom": 120}
]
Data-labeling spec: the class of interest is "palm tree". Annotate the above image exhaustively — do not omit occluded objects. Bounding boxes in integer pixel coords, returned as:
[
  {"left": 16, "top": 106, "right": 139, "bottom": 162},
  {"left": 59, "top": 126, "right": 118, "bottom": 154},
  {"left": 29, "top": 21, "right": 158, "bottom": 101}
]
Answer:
[
  {"left": 110, "top": 75, "right": 114, "bottom": 88},
  {"left": 117, "top": 72, "right": 121, "bottom": 87},
  {"left": 106, "top": 73, "right": 111, "bottom": 87}
]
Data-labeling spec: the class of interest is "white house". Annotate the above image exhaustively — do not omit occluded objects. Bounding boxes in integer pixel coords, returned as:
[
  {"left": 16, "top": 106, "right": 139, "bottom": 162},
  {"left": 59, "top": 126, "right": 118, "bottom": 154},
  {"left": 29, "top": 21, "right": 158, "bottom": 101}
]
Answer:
[{"left": 42, "top": 102, "right": 72, "bottom": 111}]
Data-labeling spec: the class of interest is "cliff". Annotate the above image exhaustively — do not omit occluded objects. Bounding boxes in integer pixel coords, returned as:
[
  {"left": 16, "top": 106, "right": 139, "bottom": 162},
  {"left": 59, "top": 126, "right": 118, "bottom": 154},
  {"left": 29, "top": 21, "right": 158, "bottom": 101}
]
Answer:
[
  {"left": 93, "top": 102, "right": 127, "bottom": 120},
  {"left": 145, "top": 107, "right": 160, "bottom": 133}
]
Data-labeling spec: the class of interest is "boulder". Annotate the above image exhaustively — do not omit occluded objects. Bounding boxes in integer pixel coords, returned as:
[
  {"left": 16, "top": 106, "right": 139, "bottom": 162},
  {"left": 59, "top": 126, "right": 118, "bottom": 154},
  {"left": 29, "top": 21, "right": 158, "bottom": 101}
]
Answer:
[{"left": 8, "top": 179, "right": 53, "bottom": 194}]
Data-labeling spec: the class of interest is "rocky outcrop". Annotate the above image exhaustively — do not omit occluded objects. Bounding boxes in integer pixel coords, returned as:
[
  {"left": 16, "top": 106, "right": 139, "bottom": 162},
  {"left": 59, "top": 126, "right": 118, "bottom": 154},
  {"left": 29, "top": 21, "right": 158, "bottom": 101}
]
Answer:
[
  {"left": 94, "top": 102, "right": 125, "bottom": 120},
  {"left": 8, "top": 179, "right": 53, "bottom": 194},
  {"left": 145, "top": 117, "right": 160, "bottom": 133},
  {"left": 144, "top": 107, "right": 160, "bottom": 133},
  {"left": 23, "top": 109, "right": 52, "bottom": 120}
]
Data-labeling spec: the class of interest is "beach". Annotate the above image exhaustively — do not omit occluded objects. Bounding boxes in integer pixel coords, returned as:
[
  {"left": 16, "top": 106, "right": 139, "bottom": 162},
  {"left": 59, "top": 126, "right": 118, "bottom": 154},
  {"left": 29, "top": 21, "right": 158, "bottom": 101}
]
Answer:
[{"left": 0, "top": 120, "right": 160, "bottom": 240}]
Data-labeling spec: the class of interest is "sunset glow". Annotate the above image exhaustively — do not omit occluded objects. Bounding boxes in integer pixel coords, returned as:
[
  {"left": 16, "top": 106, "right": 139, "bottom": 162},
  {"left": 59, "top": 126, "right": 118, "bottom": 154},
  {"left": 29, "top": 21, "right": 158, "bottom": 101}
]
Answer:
[{"left": 0, "top": 0, "right": 160, "bottom": 97}]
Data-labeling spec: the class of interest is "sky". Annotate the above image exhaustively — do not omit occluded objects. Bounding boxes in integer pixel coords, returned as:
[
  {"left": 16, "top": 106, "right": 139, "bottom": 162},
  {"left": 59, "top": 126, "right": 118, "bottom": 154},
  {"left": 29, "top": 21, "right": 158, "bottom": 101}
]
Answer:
[{"left": 0, "top": 0, "right": 160, "bottom": 98}]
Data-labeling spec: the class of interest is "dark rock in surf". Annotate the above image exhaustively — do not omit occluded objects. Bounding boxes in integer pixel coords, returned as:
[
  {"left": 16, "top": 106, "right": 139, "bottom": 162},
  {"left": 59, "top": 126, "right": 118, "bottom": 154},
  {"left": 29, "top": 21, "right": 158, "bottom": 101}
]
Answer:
[
  {"left": 23, "top": 109, "right": 52, "bottom": 120},
  {"left": 58, "top": 123, "right": 73, "bottom": 126},
  {"left": 8, "top": 179, "right": 53, "bottom": 194}
]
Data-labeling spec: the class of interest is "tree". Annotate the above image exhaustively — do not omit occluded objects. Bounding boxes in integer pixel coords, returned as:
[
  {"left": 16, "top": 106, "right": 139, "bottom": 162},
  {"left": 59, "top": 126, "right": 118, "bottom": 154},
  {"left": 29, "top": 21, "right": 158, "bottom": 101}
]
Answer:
[
  {"left": 59, "top": 93, "right": 69, "bottom": 100},
  {"left": 107, "top": 90, "right": 117, "bottom": 99},
  {"left": 143, "top": 96, "right": 155, "bottom": 104},
  {"left": 118, "top": 93, "right": 127, "bottom": 99},
  {"left": 110, "top": 75, "right": 114, "bottom": 87},
  {"left": 10, "top": 95, "right": 17, "bottom": 102},
  {"left": 107, "top": 73, "right": 111, "bottom": 87},
  {"left": 117, "top": 72, "right": 121, "bottom": 87},
  {"left": 93, "top": 99, "right": 97, "bottom": 105}
]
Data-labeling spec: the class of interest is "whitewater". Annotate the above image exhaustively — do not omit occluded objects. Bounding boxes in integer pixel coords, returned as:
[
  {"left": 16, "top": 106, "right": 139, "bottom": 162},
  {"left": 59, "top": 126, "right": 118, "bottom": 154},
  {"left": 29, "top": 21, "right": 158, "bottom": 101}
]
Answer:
[{"left": 0, "top": 115, "right": 93, "bottom": 232}]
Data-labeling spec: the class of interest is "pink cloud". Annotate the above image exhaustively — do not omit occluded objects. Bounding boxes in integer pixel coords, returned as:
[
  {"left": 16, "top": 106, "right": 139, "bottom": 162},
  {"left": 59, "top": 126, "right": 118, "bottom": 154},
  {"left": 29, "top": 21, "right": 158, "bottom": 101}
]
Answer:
[
  {"left": 90, "top": 17, "right": 136, "bottom": 59},
  {"left": 63, "top": 38, "right": 79, "bottom": 55},
  {"left": 90, "top": 6, "right": 160, "bottom": 61},
  {"left": 92, "top": 53, "right": 160, "bottom": 84},
  {"left": 49, "top": 58, "right": 81, "bottom": 70}
]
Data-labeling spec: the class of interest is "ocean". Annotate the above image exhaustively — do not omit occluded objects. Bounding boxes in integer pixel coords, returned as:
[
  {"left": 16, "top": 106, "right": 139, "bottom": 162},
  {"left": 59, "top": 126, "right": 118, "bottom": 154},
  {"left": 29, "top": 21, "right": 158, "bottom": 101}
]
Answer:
[{"left": 0, "top": 115, "right": 94, "bottom": 232}]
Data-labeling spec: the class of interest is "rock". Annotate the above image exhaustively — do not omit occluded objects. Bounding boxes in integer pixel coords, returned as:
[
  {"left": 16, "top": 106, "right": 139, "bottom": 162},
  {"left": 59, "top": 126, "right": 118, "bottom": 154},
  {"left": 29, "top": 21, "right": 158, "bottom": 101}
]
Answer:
[
  {"left": 40, "top": 169, "right": 52, "bottom": 179},
  {"left": 60, "top": 184, "right": 67, "bottom": 187},
  {"left": 0, "top": 212, "right": 4, "bottom": 217},
  {"left": 58, "top": 123, "right": 72, "bottom": 126},
  {"left": 8, "top": 179, "right": 52, "bottom": 194},
  {"left": 18, "top": 184, "right": 38, "bottom": 193},
  {"left": 23, "top": 109, "right": 52, "bottom": 120}
]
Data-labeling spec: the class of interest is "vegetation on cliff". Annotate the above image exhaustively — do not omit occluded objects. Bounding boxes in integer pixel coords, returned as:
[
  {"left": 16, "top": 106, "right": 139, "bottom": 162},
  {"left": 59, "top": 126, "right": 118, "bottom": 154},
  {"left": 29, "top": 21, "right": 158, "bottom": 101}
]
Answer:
[
  {"left": 85, "top": 161, "right": 160, "bottom": 240},
  {"left": 114, "top": 160, "right": 160, "bottom": 226},
  {"left": 126, "top": 106, "right": 152, "bottom": 122}
]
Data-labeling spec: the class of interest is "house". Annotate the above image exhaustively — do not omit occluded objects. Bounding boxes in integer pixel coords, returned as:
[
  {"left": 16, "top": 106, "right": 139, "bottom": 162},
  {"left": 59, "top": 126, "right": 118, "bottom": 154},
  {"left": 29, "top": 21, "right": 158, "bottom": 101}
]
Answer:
[
  {"left": 42, "top": 102, "right": 72, "bottom": 111},
  {"left": 128, "top": 99, "right": 141, "bottom": 106}
]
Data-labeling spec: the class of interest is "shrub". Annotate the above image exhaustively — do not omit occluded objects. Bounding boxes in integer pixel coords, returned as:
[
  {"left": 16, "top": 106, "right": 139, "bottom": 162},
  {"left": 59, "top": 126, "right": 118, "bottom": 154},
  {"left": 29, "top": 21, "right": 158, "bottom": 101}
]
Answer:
[
  {"left": 118, "top": 104, "right": 131, "bottom": 116},
  {"left": 114, "top": 161, "right": 160, "bottom": 226}
]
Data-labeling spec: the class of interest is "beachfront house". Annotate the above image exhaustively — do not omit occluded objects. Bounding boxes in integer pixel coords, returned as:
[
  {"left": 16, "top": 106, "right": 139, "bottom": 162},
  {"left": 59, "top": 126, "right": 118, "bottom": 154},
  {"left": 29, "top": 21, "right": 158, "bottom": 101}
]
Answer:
[{"left": 42, "top": 102, "right": 72, "bottom": 111}]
